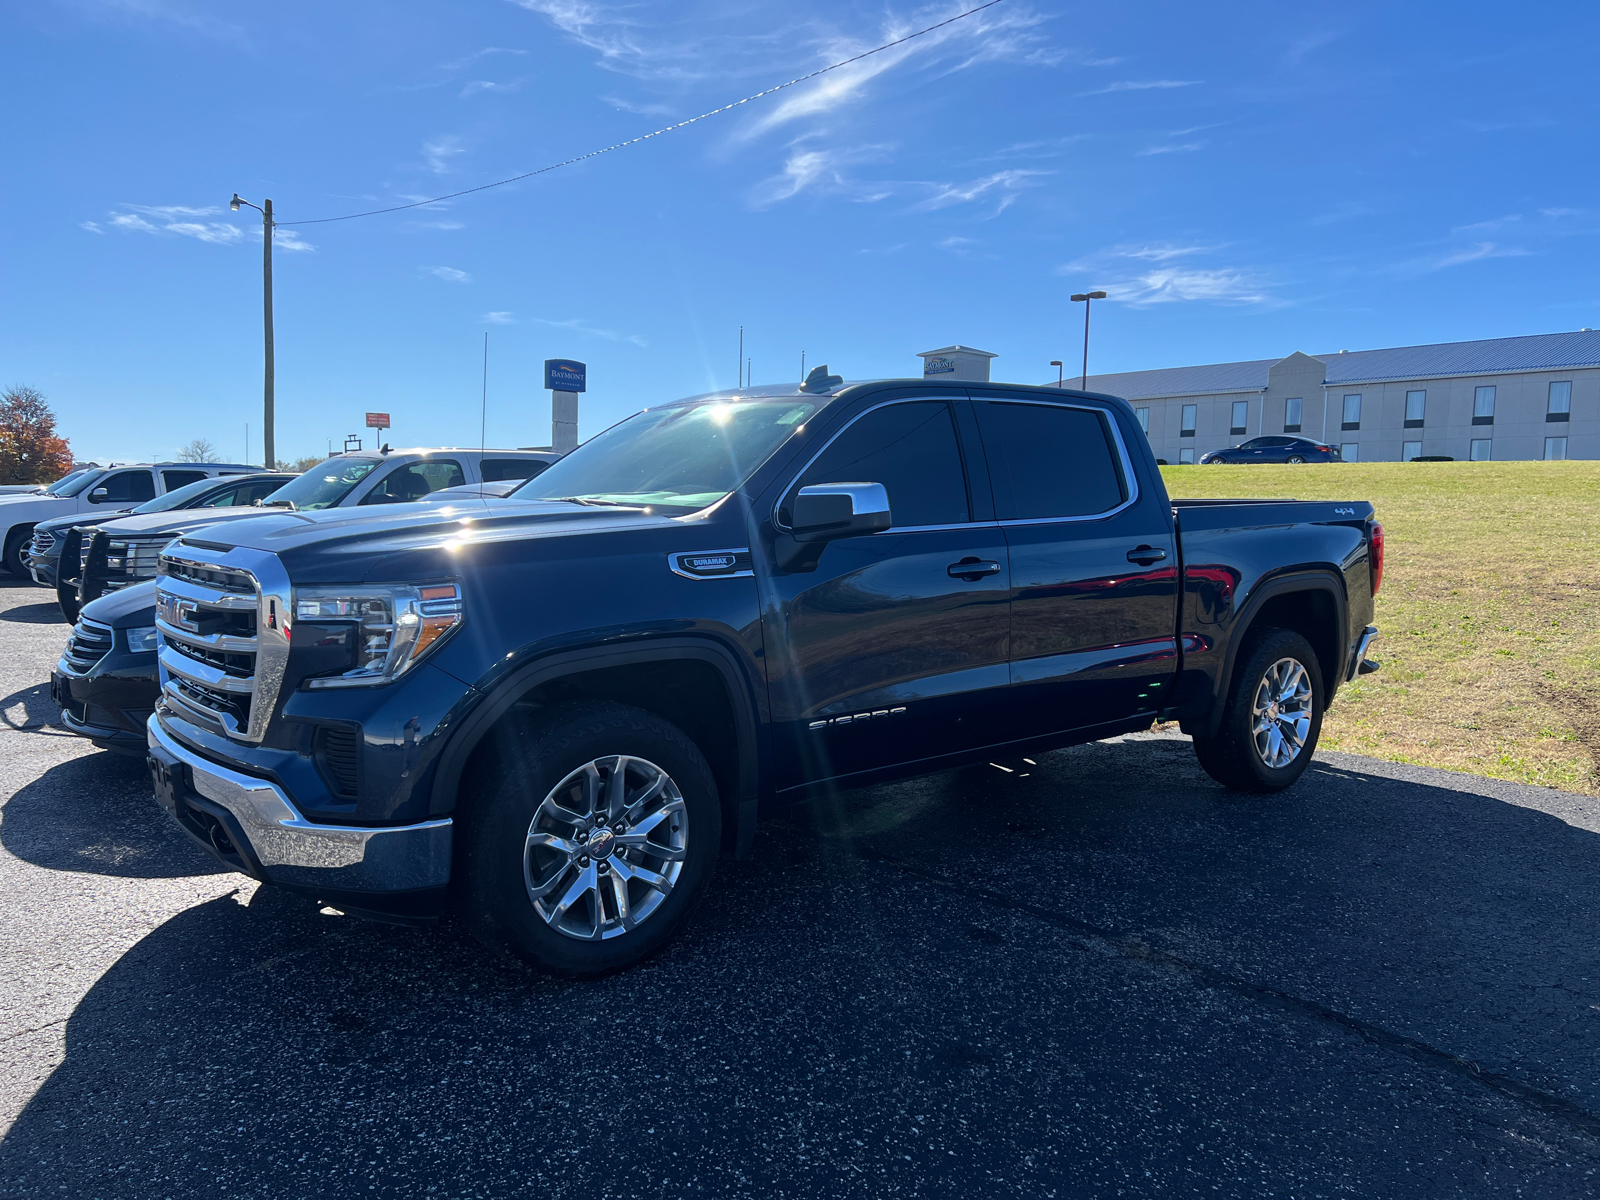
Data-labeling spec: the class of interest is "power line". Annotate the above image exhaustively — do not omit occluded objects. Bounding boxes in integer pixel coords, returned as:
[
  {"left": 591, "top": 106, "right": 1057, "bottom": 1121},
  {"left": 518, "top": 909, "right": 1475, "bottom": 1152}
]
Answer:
[{"left": 277, "top": 0, "right": 1005, "bottom": 227}]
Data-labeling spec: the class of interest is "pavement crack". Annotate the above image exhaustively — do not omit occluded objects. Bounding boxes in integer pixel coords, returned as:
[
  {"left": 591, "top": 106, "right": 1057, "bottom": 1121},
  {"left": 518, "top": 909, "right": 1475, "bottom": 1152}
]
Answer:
[{"left": 861, "top": 847, "right": 1600, "bottom": 1142}]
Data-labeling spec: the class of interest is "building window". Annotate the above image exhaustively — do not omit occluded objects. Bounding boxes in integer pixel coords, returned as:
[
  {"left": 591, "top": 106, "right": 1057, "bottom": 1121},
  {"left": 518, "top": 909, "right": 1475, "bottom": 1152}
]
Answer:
[
  {"left": 1340, "top": 442, "right": 1359, "bottom": 462},
  {"left": 1473, "top": 386, "right": 1495, "bottom": 425},
  {"left": 1470, "top": 438, "right": 1492, "bottom": 461},
  {"left": 1341, "top": 394, "right": 1361, "bottom": 430},
  {"left": 1545, "top": 436, "right": 1568, "bottom": 461},
  {"left": 1284, "top": 396, "right": 1302, "bottom": 432},
  {"left": 1548, "top": 381, "right": 1572, "bottom": 422},
  {"left": 1134, "top": 407, "right": 1150, "bottom": 433},
  {"left": 1402, "top": 440, "right": 1422, "bottom": 462},
  {"left": 1230, "top": 400, "right": 1249, "bottom": 435},
  {"left": 1404, "top": 390, "right": 1425, "bottom": 428},
  {"left": 1179, "top": 448, "right": 1195, "bottom": 464},
  {"left": 1180, "top": 404, "right": 1197, "bottom": 437}
]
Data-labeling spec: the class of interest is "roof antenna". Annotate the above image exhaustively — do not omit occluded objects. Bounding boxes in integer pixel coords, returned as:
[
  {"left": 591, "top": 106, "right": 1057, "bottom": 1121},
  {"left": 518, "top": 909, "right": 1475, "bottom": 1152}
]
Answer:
[{"left": 800, "top": 364, "right": 842, "bottom": 394}]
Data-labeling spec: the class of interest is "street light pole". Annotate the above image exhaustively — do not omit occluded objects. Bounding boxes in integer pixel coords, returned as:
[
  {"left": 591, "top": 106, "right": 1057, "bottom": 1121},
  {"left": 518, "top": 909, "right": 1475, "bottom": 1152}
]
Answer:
[
  {"left": 231, "top": 193, "right": 274, "bottom": 467},
  {"left": 1050, "top": 360, "right": 1063, "bottom": 387},
  {"left": 1069, "top": 290, "right": 1107, "bottom": 392}
]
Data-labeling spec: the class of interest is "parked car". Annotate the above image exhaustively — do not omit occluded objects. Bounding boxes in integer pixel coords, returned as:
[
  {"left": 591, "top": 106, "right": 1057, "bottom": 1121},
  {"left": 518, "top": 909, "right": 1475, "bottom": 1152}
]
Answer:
[
  {"left": 52, "top": 579, "right": 161, "bottom": 755},
  {"left": 146, "top": 379, "right": 1382, "bottom": 976},
  {"left": 1199, "top": 437, "right": 1342, "bottom": 464},
  {"left": 0, "top": 462, "right": 261, "bottom": 577},
  {"left": 68, "top": 450, "right": 554, "bottom": 617},
  {"left": 30, "top": 473, "right": 294, "bottom": 607}
]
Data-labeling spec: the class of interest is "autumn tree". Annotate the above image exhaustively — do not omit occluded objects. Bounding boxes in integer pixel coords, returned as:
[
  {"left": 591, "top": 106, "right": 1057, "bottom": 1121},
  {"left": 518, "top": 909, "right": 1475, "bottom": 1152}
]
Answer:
[{"left": 0, "top": 386, "right": 73, "bottom": 486}]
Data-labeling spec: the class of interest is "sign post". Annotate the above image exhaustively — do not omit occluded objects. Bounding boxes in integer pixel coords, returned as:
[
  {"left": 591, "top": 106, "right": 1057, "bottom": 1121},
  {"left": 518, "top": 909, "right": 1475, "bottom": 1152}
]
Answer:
[
  {"left": 366, "top": 411, "right": 391, "bottom": 447},
  {"left": 544, "top": 360, "right": 585, "bottom": 454}
]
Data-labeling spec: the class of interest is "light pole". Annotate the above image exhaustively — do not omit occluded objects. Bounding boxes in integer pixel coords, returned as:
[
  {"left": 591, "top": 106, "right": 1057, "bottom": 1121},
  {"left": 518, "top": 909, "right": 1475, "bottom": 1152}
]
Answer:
[
  {"left": 230, "top": 193, "right": 274, "bottom": 467},
  {"left": 1050, "top": 360, "right": 1064, "bottom": 387},
  {"left": 1069, "top": 290, "right": 1106, "bottom": 392}
]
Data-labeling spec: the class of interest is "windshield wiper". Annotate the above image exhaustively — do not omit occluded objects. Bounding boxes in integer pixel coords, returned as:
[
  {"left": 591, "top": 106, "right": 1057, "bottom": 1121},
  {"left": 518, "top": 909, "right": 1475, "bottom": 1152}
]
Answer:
[{"left": 550, "top": 497, "right": 642, "bottom": 508}]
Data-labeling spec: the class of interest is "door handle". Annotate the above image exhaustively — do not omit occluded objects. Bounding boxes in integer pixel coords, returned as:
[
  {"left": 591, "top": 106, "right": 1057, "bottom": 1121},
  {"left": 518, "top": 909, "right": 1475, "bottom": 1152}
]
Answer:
[
  {"left": 948, "top": 558, "right": 1001, "bottom": 580},
  {"left": 1126, "top": 546, "right": 1167, "bottom": 566}
]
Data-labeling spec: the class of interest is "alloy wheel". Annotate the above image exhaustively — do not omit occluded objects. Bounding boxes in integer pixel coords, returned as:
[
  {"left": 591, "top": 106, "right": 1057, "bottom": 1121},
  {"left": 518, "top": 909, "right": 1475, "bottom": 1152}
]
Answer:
[
  {"left": 523, "top": 755, "right": 688, "bottom": 940},
  {"left": 1250, "top": 657, "right": 1313, "bottom": 769}
]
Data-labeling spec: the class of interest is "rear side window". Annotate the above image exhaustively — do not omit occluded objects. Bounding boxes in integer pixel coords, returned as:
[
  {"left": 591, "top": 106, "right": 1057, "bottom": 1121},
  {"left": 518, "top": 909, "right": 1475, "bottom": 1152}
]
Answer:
[
  {"left": 791, "top": 401, "right": 970, "bottom": 529},
  {"left": 977, "top": 402, "right": 1126, "bottom": 520},
  {"left": 95, "top": 470, "right": 156, "bottom": 504},
  {"left": 162, "top": 470, "right": 208, "bottom": 490},
  {"left": 360, "top": 459, "right": 466, "bottom": 504},
  {"left": 481, "top": 457, "right": 549, "bottom": 483}
]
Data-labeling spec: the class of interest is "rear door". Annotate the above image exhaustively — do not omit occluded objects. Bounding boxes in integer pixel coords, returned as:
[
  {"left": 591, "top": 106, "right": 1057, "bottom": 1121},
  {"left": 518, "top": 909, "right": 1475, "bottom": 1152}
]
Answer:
[
  {"left": 969, "top": 394, "right": 1180, "bottom": 739},
  {"left": 762, "top": 395, "right": 1012, "bottom": 788}
]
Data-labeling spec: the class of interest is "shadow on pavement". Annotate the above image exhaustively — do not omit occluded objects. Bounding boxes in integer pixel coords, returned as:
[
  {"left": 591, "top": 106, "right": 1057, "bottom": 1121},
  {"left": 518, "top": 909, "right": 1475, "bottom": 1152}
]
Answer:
[
  {"left": 2, "top": 739, "right": 1599, "bottom": 1197},
  {"left": 0, "top": 750, "right": 223, "bottom": 879},
  {"left": 1, "top": 682, "right": 61, "bottom": 733},
  {"left": 0, "top": 601, "right": 67, "bottom": 625}
]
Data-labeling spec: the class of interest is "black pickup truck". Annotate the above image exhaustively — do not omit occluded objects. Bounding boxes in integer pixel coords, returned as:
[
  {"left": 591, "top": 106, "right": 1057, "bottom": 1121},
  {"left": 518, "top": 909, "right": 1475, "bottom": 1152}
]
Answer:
[{"left": 146, "top": 376, "right": 1382, "bottom": 976}]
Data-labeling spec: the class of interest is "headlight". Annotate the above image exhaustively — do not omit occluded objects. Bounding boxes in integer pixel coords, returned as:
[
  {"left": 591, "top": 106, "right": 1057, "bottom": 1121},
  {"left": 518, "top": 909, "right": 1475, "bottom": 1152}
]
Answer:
[
  {"left": 125, "top": 626, "right": 160, "bottom": 654},
  {"left": 295, "top": 582, "right": 463, "bottom": 688}
]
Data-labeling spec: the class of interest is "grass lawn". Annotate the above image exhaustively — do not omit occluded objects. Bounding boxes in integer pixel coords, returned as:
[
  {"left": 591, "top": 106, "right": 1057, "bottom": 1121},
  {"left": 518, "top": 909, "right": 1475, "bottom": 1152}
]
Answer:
[{"left": 1161, "top": 461, "right": 1600, "bottom": 794}]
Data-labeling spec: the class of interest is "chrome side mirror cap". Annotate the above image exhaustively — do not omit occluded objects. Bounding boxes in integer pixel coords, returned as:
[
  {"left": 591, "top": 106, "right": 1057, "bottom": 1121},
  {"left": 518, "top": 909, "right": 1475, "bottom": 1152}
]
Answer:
[{"left": 776, "top": 482, "right": 891, "bottom": 572}]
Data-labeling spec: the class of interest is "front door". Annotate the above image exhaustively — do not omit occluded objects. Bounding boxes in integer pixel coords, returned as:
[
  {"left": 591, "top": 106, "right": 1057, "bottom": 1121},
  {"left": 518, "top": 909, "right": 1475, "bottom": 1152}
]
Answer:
[
  {"left": 970, "top": 395, "right": 1180, "bottom": 740},
  {"left": 762, "top": 397, "right": 1011, "bottom": 790}
]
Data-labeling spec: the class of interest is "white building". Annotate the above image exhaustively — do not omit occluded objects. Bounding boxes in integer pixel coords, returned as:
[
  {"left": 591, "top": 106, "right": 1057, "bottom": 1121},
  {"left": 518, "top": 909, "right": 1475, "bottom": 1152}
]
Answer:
[{"left": 1054, "top": 330, "right": 1598, "bottom": 463}]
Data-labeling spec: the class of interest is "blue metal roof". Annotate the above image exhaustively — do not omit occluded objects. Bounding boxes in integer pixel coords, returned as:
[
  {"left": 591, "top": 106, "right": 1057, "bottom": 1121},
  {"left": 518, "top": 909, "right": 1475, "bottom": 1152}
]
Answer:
[{"left": 1060, "top": 329, "right": 1600, "bottom": 399}]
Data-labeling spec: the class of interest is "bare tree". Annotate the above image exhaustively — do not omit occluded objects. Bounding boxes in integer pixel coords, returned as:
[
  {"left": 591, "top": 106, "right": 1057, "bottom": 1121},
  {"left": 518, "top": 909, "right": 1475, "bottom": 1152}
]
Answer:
[
  {"left": 0, "top": 385, "right": 73, "bottom": 485},
  {"left": 178, "top": 438, "right": 221, "bottom": 463}
]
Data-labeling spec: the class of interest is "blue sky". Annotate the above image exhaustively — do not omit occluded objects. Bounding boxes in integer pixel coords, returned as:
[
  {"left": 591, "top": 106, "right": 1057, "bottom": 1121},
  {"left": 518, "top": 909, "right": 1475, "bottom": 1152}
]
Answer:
[{"left": 4, "top": 1, "right": 1597, "bottom": 466}]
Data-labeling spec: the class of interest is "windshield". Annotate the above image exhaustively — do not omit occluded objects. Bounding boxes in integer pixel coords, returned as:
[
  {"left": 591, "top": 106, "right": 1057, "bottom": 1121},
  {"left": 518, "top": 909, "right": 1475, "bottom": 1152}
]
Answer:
[
  {"left": 512, "top": 399, "right": 817, "bottom": 512},
  {"left": 43, "top": 469, "right": 100, "bottom": 497},
  {"left": 258, "top": 457, "right": 377, "bottom": 511},
  {"left": 130, "top": 476, "right": 231, "bottom": 514}
]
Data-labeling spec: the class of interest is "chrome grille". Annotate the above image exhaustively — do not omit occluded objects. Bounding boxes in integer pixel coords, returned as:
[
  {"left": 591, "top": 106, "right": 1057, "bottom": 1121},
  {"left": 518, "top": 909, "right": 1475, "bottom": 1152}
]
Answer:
[
  {"left": 155, "top": 542, "right": 290, "bottom": 743},
  {"left": 29, "top": 529, "right": 56, "bottom": 556},
  {"left": 60, "top": 617, "right": 115, "bottom": 675},
  {"left": 102, "top": 535, "right": 171, "bottom": 588}
]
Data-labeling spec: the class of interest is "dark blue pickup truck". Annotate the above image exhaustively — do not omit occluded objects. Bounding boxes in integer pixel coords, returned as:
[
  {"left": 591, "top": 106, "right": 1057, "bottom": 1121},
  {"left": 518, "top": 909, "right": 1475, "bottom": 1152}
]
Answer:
[{"left": 145, "top": 376, "right": 1383, "bottom": 976}]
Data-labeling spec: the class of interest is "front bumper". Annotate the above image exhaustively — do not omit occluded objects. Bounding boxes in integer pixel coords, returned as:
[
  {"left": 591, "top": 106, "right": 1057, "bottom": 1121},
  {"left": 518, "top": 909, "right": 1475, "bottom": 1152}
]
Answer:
[
  {"left": 26, "top": 552, "right": 57, "bottom": 588},
  {"left": 147, "top": 715, "right": 453, "bottom": 904}
]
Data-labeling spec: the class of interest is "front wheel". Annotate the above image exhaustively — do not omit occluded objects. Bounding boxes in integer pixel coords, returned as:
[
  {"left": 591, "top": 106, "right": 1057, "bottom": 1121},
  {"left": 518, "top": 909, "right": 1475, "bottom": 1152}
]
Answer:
[
  {"left": 1192, "top": 628, "right": 1324, "bottom": 792},
  {"left": 1206, "top": 456, "right": 1227, "bottom": 464},
  {"left": 458, "top": 701, "right": 721, "bottom": 977},
  {"left": 1286, "top": 455, "right": 1306, "bottom": 464},
  {"left": 1, "top": 529, "right": 29, "bottom": 578}
]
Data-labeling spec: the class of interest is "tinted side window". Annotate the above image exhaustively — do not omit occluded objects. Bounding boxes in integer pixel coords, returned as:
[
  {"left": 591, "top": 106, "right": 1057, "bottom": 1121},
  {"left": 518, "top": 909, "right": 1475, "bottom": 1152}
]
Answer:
[
  {"left": 162, "top": 470, "right": 208, "bottom": 490},
  {"left": 98, "top": 470, "right": 156, "bottom": 503},
  {"left": 978, "top": 402, "right": 1125, "bottom": 520},
  {"left": 360, "top": 460, "right": 466, "bottom": 504},
  {"left": 481, "top": 457, "right": 549, "bottom": 483},
  {"left": 236, "top": 481, "right": 283, "bottom": 505},
  {"left": 792, "top": 401, "right": 970, "bottom": 529},
  {"left": 198, "top": 486, "right": 244, "bottom": 508}
]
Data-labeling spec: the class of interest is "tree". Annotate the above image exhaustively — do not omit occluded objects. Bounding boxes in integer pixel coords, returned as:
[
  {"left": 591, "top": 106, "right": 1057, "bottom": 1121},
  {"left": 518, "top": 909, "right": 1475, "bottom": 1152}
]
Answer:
[
  {"left": 285, "top": 455, "right": 323, "bottom": 473},
  {"left": 178, "top": 438, "right": 221, "bottom": 463},
  {"left": 0, "top": 386, "right": 73, "bottom": 486}
]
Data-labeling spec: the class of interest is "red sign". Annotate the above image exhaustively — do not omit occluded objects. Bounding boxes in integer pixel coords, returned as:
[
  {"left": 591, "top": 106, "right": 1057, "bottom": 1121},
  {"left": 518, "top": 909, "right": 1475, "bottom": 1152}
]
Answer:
[{"left": 365, "top": 412, "right": 391, "bottom": 429}]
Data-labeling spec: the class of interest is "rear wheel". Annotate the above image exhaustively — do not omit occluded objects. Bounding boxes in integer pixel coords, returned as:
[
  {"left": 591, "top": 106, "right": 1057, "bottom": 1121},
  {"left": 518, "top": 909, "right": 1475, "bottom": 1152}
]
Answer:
[
  {"left": 1286, "top": 454, "right": 1306, "bottom": 464},
  {"left": 1192, "top": 628, "right": 1324, "bottom": 792},
  {"left": 458, "top": 701, "right": 721, "bottom": 977}
]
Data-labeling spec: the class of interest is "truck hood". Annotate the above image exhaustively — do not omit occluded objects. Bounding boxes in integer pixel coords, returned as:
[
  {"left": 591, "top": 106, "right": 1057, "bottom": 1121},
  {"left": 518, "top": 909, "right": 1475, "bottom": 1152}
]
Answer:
[
  {"left": 91, "top": 506, "right": 276, "bottom": 538},
  {"left": 34, "top": 509, "right": 132, "bottom": 535},
  {"left": 169, "top": 499, "right": 692, "bottom": 585},
  {"left": 81, "top": 577, "right": 158, "bottom": 628}
]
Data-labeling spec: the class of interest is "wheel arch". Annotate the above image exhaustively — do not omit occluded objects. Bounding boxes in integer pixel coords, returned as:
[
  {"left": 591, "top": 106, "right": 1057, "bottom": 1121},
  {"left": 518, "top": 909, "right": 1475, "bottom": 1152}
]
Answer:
[
  {"left": 430, "top": 638, "right": 761, "bottom": 855},
  {"left": 1201, "top": 569, "right": 1348, "bottom": 739}
]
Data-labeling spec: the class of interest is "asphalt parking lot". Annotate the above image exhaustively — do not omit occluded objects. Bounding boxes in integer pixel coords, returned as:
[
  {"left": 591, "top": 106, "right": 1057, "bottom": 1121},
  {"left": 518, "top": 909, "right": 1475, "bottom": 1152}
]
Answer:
[{"left": 1, "top": 580, "right": 1598, "bottom": 1198}]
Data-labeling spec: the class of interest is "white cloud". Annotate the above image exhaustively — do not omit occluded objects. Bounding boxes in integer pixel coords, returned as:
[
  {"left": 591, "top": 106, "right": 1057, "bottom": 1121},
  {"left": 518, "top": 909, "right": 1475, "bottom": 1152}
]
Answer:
[
  {"left": 979, "top": 135, "right": 1089, "bottom": 162},
  {"left": 91, "top": 0, "right": 245, "bottom": 42},
  {"left": 1080, "top": 79, "right": 1200, "bottom": 95},
  {"left": 911, "top": 169, "right": 1050, "bottom": 213},
  {"left": 462, "top": 79, "right": 525, "bottom": 97},
  {"left": 485, "top": 311, "right": 516, "bottom": 324},
  {"left": 1060, "top": 244, "right": 1278, "bottom": 307},
  {"left": 749, "top": 144, "right": 893, "bottom": 206},
  {"left": 939, "top": 235, "right": 976, "bottom": 248},
  {"left": 81, "top": 221, "right": 103, "bottom": 234},
  {"left": 532, "top": 315, "right": 645, "bottom": 345},
  {"left": 101, "top": 204, "right": 276, "bottom": 247},
  {"left": 274, "top": 229, "right": 315, "bottom": 253},
  {"left": 163, "top": 221, "right": 244, "bottom": 244},
  {"left": 423, "top": 135, "right": 467, "bottom": 174},
  {"left": 429, "top": 266, "right": 472, "bottom": 282},
  {"left": 601, "top": 93, "right": 675, "bottom": 116},
  {"left": 1428, "top": 242, "right": 1529, "bottom": 270},
  {"left": 1137, "top": 141, "right": 1206, "bottom": 156}
]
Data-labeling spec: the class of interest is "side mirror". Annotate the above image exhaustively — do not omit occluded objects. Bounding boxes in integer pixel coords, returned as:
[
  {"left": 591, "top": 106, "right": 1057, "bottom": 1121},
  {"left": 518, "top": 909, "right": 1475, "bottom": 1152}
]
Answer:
[
  {"left": 88, "top": 488, "right": 109, "bottom": 503},
  {"left": 776, "top": 483, "right": 891, "bottom": 571}
]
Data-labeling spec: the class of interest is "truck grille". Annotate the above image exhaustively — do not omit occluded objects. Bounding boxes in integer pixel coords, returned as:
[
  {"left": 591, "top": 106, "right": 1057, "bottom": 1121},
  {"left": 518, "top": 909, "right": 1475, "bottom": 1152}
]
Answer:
[
  {"left": 96, "top": 533, "right": 171, "bottom": 591},
  {"left": 154, "top": 543, "right": 286, "bottom": 742},
  {"left": 60, "top": 616, "right": 115, "bottom": 674}
]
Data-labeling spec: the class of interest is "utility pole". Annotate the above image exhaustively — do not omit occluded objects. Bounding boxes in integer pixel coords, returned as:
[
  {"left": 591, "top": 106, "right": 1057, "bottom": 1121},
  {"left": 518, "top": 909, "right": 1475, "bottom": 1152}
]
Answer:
[
  {"left": 738, "top": 326, "right": 744, "bottom": 389},
  {"left": 231, "top": 194, "right": 275, "bottom": 467},
  {"left": 1069, "top": 290, "right": 1106, "bottom": 391}
]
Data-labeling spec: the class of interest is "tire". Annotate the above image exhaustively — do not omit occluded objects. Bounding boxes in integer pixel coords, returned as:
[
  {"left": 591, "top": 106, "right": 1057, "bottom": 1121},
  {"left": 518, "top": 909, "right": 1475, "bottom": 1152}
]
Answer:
[
  {"left": 1207, "top": 456, "right": 1226, "bottom": 464},
  {"left": 1286, "top": 455, "right": 1306, "bottom": 464},
  {"left": 458, "top": 701, "right": 721, "bottom": 977},
  {"left": 2, "top": 528, "right": 30, "bottom": 578},
  {"left": 1192, "top": 628, "right": 1324, "bottom": 792}
]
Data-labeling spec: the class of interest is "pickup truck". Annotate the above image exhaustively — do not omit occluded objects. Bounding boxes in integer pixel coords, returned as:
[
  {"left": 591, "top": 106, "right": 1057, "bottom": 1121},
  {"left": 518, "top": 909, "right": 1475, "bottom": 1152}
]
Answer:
[{"left": 145, "top": 377, "right": 1382, "bottom": 977}]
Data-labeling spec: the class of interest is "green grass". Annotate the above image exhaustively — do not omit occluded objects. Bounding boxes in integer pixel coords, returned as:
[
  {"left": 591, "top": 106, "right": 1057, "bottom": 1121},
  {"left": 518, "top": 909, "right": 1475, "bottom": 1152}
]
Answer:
[{"left": 1161, "top": 461, "right": 1600, "bottom": 794}]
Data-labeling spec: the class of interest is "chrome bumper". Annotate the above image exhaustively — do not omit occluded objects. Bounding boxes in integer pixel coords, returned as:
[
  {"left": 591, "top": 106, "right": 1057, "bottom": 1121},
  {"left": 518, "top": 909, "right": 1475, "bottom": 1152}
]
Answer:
[
  {"left": 1345, "top": 624, "right": 1379, "bottom": 682},
  {"left": 147, "top": 715, "right": 452, "bottom": 894}
]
